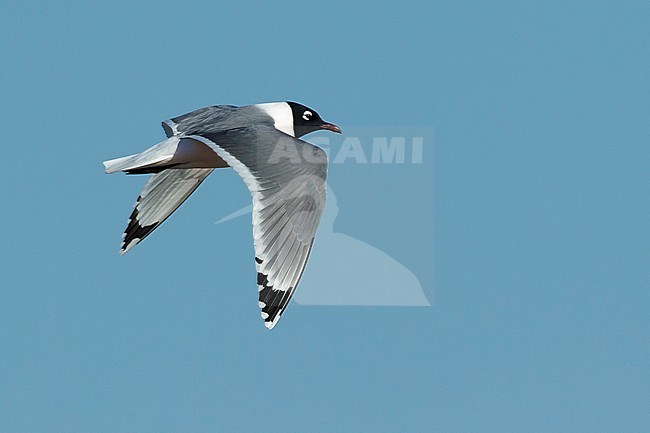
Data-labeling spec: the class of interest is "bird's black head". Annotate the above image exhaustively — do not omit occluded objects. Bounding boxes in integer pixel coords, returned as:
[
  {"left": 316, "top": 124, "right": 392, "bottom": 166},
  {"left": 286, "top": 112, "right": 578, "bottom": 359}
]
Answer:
[{"left": 287, "top": 101, "right": 342, "bottom": 138}]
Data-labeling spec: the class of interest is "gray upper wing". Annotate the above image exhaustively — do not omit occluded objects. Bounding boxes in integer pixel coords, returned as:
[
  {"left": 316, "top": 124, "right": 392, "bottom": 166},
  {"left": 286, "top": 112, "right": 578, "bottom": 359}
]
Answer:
[
  {"left": 189, "top": 125, "right": 328, "bottom": 329},
  {"left": 162, "top": 105, "right": 272, "bottom": 137}
]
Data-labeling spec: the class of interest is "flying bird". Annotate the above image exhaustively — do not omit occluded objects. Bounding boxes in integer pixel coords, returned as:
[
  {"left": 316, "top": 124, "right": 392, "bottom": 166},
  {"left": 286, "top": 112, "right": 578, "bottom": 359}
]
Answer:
[{"left": 103, "top": 102, "right": 341, "bottom": 329}]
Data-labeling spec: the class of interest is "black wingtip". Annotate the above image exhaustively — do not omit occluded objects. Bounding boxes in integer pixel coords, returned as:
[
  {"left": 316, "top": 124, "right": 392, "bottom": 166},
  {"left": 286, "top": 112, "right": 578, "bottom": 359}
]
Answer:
[
  {"left": 257, "top": 271, "right": 292, "bottom": 329},
  {"left": 121, "top": 197, "right": 160, "bottom": 253}
]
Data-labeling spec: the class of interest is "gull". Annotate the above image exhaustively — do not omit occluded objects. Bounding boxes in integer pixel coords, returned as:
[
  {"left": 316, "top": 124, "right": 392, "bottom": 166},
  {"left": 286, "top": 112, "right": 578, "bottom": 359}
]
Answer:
[{"left": 103, "top": 101, "right": 341, "bottom": 329}]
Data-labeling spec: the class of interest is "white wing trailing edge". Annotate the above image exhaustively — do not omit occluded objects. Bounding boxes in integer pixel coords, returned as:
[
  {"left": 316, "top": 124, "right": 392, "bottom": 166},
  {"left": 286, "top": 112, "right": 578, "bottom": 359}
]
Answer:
[
  {"left": 190, "top": 126, "right": 328, "bottom": 329},
  {"left": 104, "top": 102, "right": 340, "bottom": 329}
]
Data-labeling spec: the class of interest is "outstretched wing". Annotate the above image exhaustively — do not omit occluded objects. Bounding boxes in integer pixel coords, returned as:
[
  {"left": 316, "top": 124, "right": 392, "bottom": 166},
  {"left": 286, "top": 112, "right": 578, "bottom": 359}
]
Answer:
[
  {"left": 121, "top": 168, "right": 214, "bottom": 254},
  {"left": 190, "top": 126, "right": 327, "bottom": 329}
]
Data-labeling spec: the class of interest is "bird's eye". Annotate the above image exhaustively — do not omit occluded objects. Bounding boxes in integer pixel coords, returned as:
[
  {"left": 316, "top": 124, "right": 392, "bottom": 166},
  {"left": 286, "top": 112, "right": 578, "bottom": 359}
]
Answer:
[{"left": 302, "top": 111, "right": 312, "bottom": 121}]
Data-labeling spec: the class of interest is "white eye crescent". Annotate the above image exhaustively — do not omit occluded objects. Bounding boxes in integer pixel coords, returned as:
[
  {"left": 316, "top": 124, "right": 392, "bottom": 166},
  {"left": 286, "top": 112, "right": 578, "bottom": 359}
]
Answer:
[{"left": 302, "top": 110, "right": 312, "bottom": 121}]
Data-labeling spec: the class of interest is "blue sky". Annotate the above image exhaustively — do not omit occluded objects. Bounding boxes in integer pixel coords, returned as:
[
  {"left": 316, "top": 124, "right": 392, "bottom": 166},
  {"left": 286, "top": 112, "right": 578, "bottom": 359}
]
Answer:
[{"left": 1, "top": 1, "right": 649, "bottom": 432}]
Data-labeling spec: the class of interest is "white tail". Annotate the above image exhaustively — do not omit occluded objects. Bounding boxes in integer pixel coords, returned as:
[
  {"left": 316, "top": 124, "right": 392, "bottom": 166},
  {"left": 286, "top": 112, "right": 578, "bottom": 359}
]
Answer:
[{"left": 103, "top": 136, "right": 181, "bottom": 174}]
